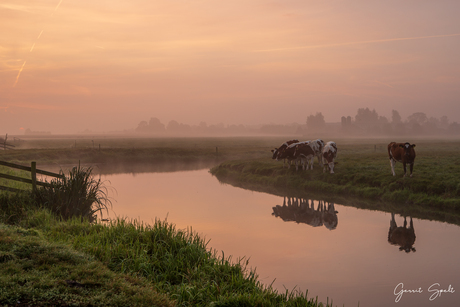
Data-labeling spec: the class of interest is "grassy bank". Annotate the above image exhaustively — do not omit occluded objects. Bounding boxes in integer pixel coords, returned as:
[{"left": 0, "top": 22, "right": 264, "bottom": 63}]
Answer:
[
  {"left": 0, "top": 165, "right": 332, "bottom": 307},
  {"left": 0, "top": 210, "right": 331, "bottom": 307},
  {"left": 210, "top": 140, "right": 460, "bottom": 225}
]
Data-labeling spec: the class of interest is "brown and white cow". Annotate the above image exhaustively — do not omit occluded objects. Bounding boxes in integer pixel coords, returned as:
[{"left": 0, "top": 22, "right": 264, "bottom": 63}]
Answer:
[
  {"left": 271, "top": 139, "right": 299, "bottom": 168},
  {"left": 293, "top": 142, "right": 315, "bottom": 170},
  {"left": 388, "top": 213, "right": 416, "bottom": 253},
  {"left": 322, "top": 141, "right": 337, "bottom": 173},
  {"left": 388, "top": 142, "right": 416, "bottom": 177}
]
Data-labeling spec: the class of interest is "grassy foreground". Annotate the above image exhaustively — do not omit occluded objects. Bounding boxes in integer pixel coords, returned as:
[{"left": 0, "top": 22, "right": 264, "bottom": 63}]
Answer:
[
  {"left": 0, "top": 210, "right": 330, "bottom": 307},
  {"left": 210, "top": 140, "right": 460, "bottom": 225}
]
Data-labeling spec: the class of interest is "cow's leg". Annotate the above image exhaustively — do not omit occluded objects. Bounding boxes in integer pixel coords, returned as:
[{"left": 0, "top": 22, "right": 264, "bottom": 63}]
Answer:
[
  {"left": 309, "top": 157, "right": 314, "bottom": 170},
  {"left": 409, "top": 163, "right": 414, "bottom": 177},
  {"left": 390, "top": 158, "right": 396, "bottom": 176},
  {"left": 403, "top": 162, "right": 407, "bottom": 177}
]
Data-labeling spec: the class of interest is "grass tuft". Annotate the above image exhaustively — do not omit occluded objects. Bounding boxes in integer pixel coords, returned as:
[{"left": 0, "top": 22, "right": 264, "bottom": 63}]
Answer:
[{"left": 34, "top": 165, "right": 112, "bottom": 221}]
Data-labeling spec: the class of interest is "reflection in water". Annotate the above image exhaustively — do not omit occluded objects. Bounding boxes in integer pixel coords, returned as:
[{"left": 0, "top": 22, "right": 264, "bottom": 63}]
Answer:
[
  {"left": 388, "top": 213, "right": 416, "bottom": 253},
  {"left": 272, "top": 197, "right": 338, "bottom": 230}
]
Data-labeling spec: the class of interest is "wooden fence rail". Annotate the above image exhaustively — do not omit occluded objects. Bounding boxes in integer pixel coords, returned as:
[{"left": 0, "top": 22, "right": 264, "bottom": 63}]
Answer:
[{"left": 0, "top": 161, "right": 65, "bottom": 193}]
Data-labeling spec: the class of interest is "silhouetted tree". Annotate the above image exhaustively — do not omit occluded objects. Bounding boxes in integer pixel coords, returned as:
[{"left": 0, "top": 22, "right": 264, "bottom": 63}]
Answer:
[
  {"left": 355, "top": 108, "right": 378, "bottom": 128},
  {"left": 136, "top": 117, "right": 165, "bottom": 133},
  {"left": 148, "top": 117, "right": 165, "bottom": 132},
  {"left": 306, "top": 112, "right": 325, "bottom": 132},
  {"left": 407, "top": 112, "right": 428, "bottom": 126},
  {"left": 440, "top": 116, "right": 449, "bottom": 129},
  {"left": 391, "top": 110, "right": 402, "bottom": 125},
  {"left": 166, "top": 120, "right": 180, "bottom": 132},
  {"left": 135, "top": 121, "right": 149, "bottom": 132},
  {"left": 407, "top": 112, "right": 428, "bottom": 135}
]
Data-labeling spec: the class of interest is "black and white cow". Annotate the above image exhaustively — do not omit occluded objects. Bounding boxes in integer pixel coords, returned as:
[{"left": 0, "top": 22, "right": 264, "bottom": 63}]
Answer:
[
  {"left": 388, "top": 142, "right": 416, "bottom": 177},
  {"left": 310, "top": 139, "right": 325, "bottom": 164},
  {"left": 277, "top": 141, "right": 309, "bottom": 169},
  {"left": 293, "top": 142, "right": 315, "bottom": 170},
  {"left": 322, "top": 141, "right": 337, "bottom": 173},
  {"left": 271, "top": 139, "right": 299, "bottom": 168}
]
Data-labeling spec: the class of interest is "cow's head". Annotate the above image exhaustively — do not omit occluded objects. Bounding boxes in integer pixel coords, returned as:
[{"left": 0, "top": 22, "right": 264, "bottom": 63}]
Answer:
[
  {"left": 399, "top": 143, "right": 416, "bottom": 157},
  {"left": 271, "top": 148, "right": 278, "bottom": 159},
  {"left": 323, "top": 150, "right": 335, "bottom": 163}
]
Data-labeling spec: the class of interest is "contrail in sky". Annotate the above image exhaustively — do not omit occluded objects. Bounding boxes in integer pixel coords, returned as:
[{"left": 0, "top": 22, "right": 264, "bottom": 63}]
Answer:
[
  {"left": 29, "top": 30, "right": 44, "bottom": 52},
  {"left": 51, "top": 0, "right": 64, "bottom": 16},
  {"left": 255, "top": 33, "right": 460, "bottom": 52},
  {"left": 14, "top": 1, "right": 63, "bottom": 87},
  {"left": 13, "top": 61, "right": 27, "bottom": 87}
]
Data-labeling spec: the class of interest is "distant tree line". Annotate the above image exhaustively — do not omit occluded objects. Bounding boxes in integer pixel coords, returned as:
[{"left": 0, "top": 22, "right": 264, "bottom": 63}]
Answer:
[
  {"left": 135, "top": 109, "right": 460, "bottom": 136},
  {"left": 338, "top": 108, "right": 460, "bottom": 136}
]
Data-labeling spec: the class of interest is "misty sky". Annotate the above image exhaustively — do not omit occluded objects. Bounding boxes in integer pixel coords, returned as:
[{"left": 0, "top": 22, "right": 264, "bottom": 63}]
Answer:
[{"left": 2, "top": 0, "right": 460, "bottom": 134}]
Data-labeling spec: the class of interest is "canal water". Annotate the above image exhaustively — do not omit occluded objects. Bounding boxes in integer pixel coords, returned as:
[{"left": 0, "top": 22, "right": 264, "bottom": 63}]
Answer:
[{"left": 99, "top": 168, "right": 460, "bottom": 307}]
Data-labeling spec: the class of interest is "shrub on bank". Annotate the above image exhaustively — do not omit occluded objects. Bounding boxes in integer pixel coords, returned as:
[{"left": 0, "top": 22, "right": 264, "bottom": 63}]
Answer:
[{"left": 34, "top": 165, "right": 112, "bottom": 221}]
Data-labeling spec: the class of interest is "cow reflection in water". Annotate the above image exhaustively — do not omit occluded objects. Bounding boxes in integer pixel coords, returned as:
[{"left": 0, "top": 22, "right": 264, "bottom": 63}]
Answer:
[
  {"left": 272, "top": 197, "right": 338, "bottom": 230},
  {"left": 388, "top": 213, "right": 416, "bottom": 253}
]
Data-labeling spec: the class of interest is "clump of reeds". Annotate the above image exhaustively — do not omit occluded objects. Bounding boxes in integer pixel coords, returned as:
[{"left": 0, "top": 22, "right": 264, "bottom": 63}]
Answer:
[{"left": 35, "top": 165, "right": 112, "bottom": 221}]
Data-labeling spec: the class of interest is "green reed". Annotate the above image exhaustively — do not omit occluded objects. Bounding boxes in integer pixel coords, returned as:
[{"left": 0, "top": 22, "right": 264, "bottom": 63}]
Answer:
[{"left": 34, "top": 165, "right": 112, "bottom": 221}]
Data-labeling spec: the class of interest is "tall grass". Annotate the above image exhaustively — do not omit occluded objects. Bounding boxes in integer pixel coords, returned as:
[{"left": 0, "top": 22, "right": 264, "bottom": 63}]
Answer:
[
  {"left": 34, "top": 165, "right": 112, "bottom": 221},
  {"left": 39, "top": 216, "right": 330, "bottom": 307}
]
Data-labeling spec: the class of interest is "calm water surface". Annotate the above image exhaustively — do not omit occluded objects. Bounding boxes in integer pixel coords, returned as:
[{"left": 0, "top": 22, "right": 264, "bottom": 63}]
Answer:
[{"left": 101, "top": 169, "right": 460, "bottom": 307}]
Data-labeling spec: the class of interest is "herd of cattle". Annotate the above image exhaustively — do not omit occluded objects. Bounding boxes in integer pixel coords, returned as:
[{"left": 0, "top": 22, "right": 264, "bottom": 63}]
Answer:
[
  {"left": 271, "top": 139, "right": 337, "bottom": 173},
  {"left": 271, "top": 139, "right": 417, "bottom": 177}
]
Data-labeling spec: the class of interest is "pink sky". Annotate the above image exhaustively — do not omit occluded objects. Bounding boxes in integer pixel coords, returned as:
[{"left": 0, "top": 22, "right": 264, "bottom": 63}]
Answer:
[{"left": 2, "top": 0, "right": 460, "bottom": 134}]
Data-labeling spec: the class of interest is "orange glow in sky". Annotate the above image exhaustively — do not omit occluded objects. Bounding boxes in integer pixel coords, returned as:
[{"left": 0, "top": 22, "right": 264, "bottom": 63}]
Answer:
[{"left": 1, "top": 0, "right": 460, "bottom": 133}]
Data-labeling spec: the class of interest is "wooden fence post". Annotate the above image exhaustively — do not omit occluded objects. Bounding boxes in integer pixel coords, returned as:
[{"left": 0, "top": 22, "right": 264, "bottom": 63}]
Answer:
[{"left": 31, "top": 161, "right": 37, "bottom": 193}]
